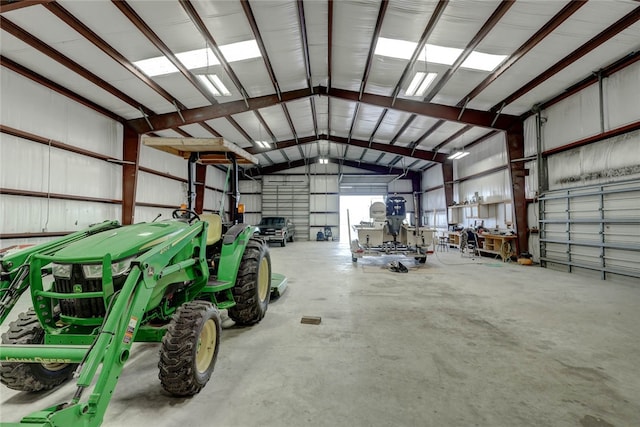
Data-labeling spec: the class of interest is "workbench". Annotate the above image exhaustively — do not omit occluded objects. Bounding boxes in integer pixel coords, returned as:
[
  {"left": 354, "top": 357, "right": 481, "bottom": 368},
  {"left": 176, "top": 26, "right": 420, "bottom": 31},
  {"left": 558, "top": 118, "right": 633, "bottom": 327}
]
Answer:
[{"left": 478, "top": 234, "right": 517, "bottom": 262}]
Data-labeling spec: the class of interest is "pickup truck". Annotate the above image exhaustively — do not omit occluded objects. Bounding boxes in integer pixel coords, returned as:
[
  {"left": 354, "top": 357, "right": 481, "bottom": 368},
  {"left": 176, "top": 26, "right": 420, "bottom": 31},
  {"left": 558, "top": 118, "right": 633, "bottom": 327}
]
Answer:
[{"left": 256, "top": 216, "right": 295, "bottom": 246}]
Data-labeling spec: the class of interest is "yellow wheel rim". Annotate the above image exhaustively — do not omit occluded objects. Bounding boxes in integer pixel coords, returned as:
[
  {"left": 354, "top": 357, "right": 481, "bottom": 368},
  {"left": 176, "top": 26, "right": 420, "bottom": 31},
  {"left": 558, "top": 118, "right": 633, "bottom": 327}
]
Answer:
[
  {"left": 41, "top": 362, "right": 69, "bottom": 372},
  {"left": 257, "top": 257, "right": 269, "bottom": 302},
  {"left": 195, "top": 319, "right": 217, "bottom": 373}
]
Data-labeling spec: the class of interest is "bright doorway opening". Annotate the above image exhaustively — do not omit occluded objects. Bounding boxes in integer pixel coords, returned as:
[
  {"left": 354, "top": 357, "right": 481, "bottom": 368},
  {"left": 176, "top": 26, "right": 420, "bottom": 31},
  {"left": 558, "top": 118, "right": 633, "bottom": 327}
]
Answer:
[{"left": 339, "top": 195, "right": 384, "bottom": 245}]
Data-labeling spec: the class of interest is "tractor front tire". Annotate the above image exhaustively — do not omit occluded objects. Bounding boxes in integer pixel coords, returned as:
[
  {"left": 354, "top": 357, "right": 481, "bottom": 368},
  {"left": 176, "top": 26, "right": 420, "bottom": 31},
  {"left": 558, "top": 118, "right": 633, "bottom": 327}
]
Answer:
[
  {"left": 0, "top": 309, "right": 76, "bottom": 391},
  {"left": 228, "top": 238, "right": 271, "bottom": 326},
  {"left": 158, "top": 301, "right": 221, "bottom": 396}
]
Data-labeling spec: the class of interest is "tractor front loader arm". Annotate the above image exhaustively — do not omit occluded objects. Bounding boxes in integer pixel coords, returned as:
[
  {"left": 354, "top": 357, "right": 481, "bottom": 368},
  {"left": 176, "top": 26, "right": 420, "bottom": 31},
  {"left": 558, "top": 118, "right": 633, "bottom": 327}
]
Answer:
[
  {"left": 0, "top": 222, "right": 208, "bottom": 427},
  {"left": 0, "top": 221, "right": 121, "bottom": 324}
]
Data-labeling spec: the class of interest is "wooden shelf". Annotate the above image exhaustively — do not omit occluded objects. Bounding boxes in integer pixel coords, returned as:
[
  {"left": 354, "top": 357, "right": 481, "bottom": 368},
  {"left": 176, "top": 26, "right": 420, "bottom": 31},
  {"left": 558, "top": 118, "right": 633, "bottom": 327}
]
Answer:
[
  {"left": 478, "top": 234, "right": 517, "bottom": 261},
  {"left": 447, "top": 232, "right": 460, "bottom": 248}
]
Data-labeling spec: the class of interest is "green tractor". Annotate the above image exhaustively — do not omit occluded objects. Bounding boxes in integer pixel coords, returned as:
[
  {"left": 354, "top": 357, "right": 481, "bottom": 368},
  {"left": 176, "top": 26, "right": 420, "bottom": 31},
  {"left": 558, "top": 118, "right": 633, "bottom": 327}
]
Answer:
[{"left": 0, "top": 138, "right": 280, "bottom": 426}]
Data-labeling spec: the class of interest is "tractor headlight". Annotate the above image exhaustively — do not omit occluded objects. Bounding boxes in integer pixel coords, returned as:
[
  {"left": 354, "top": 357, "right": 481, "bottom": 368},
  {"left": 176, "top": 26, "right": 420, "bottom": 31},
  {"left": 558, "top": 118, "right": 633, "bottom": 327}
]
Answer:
[
  {"left": 111, "top": 258, "right": 133, "bottom": 277},
  {"left": 82, "top": 264, "right": 103, "bottom": 278},
  {"left": 81, "top": 258, "right": 132, "bottom": 279},
  {"left": 52, "top": 263, "right": 72, "bottom": 278}
]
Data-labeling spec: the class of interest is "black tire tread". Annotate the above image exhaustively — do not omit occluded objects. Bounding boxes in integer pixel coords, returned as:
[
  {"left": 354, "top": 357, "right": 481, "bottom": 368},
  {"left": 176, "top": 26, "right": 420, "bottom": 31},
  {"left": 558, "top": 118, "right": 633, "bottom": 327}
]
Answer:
[
  {"left": 227, "top": 238, "right": 271, "bottom": 325},
  {"left": 158, "top": 301, "right": 221, "bottom": 396},
  {"left": 0, "top": 309, "right": 76, "bottom": 391}
]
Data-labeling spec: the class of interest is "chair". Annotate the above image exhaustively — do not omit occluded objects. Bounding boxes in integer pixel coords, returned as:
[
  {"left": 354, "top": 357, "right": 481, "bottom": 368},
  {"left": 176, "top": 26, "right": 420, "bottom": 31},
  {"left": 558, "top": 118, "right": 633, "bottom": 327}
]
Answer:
[
  {"left": 437, "top": 234, "right": 449, "bottom": 252},
  {"left": 460, "top": 228, "right": 479, "bottom": 258},
  {"left": 199, "top": 213, "right": 223, "bottom": 246}
]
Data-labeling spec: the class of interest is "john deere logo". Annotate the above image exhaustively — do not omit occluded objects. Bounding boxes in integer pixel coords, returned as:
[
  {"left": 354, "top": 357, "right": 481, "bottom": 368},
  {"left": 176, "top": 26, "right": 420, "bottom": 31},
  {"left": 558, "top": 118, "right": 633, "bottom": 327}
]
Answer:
[{"left": 73, "top": 284, "right": 83, "bottom": 293}]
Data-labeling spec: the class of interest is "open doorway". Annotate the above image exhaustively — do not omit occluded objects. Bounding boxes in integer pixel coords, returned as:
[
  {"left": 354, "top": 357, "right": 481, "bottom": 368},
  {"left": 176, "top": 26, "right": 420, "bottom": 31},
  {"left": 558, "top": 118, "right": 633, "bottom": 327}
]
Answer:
[{"left": 339, "top": 195, "right": 384, "bottom": 245}]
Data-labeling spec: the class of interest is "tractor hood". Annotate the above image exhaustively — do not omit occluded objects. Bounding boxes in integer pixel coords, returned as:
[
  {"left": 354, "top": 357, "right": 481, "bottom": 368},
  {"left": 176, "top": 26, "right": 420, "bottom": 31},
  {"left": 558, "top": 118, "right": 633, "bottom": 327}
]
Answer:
[{"left": 52, "top": 221, "right": 193, "bottom": 262}]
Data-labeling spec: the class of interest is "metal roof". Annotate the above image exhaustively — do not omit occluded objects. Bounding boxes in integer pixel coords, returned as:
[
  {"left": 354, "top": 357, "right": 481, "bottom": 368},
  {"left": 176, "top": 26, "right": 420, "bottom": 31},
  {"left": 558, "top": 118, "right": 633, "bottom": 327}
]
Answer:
[{"left": 2, "top": 0, "right": 638, "bottom": 175}]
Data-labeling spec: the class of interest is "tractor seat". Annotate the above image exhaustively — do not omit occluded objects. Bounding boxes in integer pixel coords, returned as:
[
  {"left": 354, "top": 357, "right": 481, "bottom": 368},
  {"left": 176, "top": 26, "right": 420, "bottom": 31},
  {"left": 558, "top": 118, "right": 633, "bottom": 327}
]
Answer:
[{"left": 200, "top": 213, "right": 223, "bottom": 246}]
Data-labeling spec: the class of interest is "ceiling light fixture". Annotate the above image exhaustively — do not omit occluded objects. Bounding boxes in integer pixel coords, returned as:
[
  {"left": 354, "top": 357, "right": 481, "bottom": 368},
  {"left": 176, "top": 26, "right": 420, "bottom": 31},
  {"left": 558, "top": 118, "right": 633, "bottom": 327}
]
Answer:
[
  {"left": 255, "top": 141, "right": 270, "bottom": 148},
  {"left": 448, "top": 151, "right": 470, "bottom": 160},
  {"left": 196, "top": 74, "right": 231, "bottom": 97},
  {"left": 414, "top": 72, "right": 437, "bottom": 96},
  {"left": 319, "top": 158, "right": 329, "bottom": 164}
]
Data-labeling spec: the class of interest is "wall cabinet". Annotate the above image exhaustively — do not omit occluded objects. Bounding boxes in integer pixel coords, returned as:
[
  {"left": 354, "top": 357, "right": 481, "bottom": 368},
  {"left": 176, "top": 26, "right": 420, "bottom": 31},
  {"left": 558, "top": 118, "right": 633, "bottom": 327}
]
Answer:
[
  {"left": 458, "top": 203, "right": 491, "bottom": 219},
  {"left": 448, "top": 206, "right": 462, "bottom": 224}
]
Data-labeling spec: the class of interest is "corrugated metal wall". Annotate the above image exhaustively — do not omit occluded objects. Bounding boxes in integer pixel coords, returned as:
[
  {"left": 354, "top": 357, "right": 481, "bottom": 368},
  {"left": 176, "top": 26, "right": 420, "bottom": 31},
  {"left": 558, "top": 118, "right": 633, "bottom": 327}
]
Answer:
[{"left": 525, "top": 61, "right": 640, "bottom": 282}]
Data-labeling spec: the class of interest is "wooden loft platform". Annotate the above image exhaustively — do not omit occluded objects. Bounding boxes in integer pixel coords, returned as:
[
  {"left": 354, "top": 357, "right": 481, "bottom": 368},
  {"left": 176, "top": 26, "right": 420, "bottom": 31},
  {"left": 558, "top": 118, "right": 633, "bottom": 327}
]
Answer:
[{"left": 142, "top": 137, "right": 259, "bottom": 165}]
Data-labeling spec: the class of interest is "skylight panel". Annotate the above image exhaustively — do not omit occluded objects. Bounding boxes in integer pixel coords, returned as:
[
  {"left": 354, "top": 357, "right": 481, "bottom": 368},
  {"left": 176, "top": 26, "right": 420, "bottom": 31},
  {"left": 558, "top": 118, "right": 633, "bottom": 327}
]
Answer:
[
  {"left": 423, "top": 44, "right": 462, "bottom": 66},
  {"left": 220, "top": 40, "right": 261, "bottom": 62},
  {"left": 374, "top": 37, "right": 416, "bottom": 60},
  {"left": 133, "top": 40, "right": 260, "bottom": 77},
  {"left": 176, "top": 48, "right": 219, "bottom": 70},
  {"left": 134, "top": 56, "right": 178, "bottom": 77},
  {"left": 375, "top": 37, "right": 506, "bottom": 72},
  {"left": 461, "top": 51, "right": 507, "bottom": 71}
]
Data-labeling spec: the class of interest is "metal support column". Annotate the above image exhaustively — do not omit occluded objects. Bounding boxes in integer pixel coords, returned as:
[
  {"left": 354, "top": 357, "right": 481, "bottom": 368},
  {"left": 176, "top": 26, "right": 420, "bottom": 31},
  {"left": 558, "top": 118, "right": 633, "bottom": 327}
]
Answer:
[
  {"left": 195, "top": 163, "right": 207, "bottom": 214},
  {"left": 122, "top": 126, "right": 140, "bottom": 225},
  {"left": 506, "top": 122, "right": 528, "bottom": 255}
]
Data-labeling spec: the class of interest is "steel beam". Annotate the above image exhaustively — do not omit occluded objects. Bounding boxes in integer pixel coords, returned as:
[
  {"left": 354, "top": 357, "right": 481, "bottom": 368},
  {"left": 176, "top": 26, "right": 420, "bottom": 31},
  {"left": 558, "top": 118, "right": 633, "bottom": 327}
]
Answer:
[
  {"left": 492, "top": 6, "right": 640, "bottom": 111},
  {"left": 505, "top": 123, "right": 527, "bottom": 255},
  {"left": 122, "top": 127, "right": 140, "bottom": 225}
]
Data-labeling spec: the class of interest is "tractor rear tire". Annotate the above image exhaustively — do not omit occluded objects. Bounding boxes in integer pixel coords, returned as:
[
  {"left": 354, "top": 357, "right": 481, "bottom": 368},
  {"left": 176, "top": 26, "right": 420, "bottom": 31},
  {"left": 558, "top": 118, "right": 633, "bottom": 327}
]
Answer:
[
  {"left": 0, "top": 309, "right": 76, "bottom": 391},
  {"left": 158, "top": 301, "right": 221, "bottom": 396},
  {"left": 228, "top": 238, "right": 271, "bottom": 326}
]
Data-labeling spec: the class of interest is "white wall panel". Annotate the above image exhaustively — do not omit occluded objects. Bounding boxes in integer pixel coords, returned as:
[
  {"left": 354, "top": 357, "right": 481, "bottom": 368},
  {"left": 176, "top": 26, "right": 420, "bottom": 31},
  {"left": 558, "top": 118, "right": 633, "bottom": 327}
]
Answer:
[
  {"left": 457, "top": 169, "right": 511, "bottom": 205},
  {"left": 454, "top": 132, "right": 507, "bottom": 179},
  {"left": 1, "top": 69, "right": 122, "bottom": 158},
  {"left": 423, "top": 164, "right": 444, "bottom": 189},
  {"left": 542, "top": 85, "right": 601, "bottom": 148},
  {"left": 1, "top": 69, "right": 123, "bottom": 247},
  {"left": 134, "top": 206, "right": 176, "bottom": 224},
  {"left": 204, "top": 188, "right": 225, "bottom": 216},
  {"left": 425, "top": 187, "right": 445, "bottom": 208},
  {"left": 524, "top": 159, "right": 538, "bottom": 200},
  {"left": 547, "top": 129, "right": 640, "bottom": 190},
  {"left": 310, "top": 195, "right": 339, "bottom": 212},
  {"left": 1, "top": 194, "right": 120, "bottom": 233},
  {"left": 310, "top": 175, "right": 339, "bottom": 193},
  {"left": 139, "top": 143, "right": 188, "bottom": 179},
  {"left": 523, "top": 115, "right": 538, "bottom": 158},
  {"left": 1, "top": 134, "right": 121, "bottom": 199},
  {"left": 310, "top": 213, "right": 339, "bottom": 227},
  {"left": 206, "top": 165, "right": 229, "bottom": 189},
  {"left": 606, "top": 61, "right": 640, "bottom": 129},
  {"left": 238, "top": 179, "right": 262, "bottom": 224},
  {"left": 136, "top": 172, "right": 186, "bottom": 206},
  {"left": 239, "top": 179, "right": 262, "bottom": 194},
  {"left": 388, "top": 179, "right": 412, "bottom": 194}
]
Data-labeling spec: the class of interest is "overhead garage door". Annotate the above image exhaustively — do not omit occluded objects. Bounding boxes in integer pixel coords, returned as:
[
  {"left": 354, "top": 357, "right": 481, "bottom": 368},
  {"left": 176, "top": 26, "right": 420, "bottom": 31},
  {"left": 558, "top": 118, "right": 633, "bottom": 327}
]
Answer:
[
  {"left": 539, "top": 180, "right": 640, "bottom": 281},
  {"left": 262, "top": 176, "right": 310, "bottom": 241}
]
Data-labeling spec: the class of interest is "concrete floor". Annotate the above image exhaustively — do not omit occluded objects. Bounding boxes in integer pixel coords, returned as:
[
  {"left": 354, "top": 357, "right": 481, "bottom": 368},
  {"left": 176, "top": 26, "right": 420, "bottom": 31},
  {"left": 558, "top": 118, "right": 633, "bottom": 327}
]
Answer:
[{"left": 1, "top": 241, "right": 639, "bottom": 426}]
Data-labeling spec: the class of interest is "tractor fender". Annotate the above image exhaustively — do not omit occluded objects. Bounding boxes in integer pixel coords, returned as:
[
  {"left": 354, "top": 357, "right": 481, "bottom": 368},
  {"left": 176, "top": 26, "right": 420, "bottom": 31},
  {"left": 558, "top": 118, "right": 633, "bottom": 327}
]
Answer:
[
  {"left": 223, "top": 223, "right": 251, "bottom": 245},
  {"left": 217, "top": 225, "right": 254, "bottom": 286}
]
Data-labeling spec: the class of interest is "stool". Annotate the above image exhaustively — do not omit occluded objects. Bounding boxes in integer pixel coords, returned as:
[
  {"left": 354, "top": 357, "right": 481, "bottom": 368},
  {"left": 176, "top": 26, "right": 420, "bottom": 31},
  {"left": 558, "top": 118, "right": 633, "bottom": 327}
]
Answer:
[{"left": 437, "top": 235, "right": 449, "bottom": 252}]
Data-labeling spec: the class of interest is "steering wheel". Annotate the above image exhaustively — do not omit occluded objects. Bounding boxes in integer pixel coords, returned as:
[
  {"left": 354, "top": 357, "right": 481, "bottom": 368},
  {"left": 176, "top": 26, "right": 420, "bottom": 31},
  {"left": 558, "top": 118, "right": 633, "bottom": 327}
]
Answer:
[{"left": 172, "top": 209, "right": 201, "bottom": 224}]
